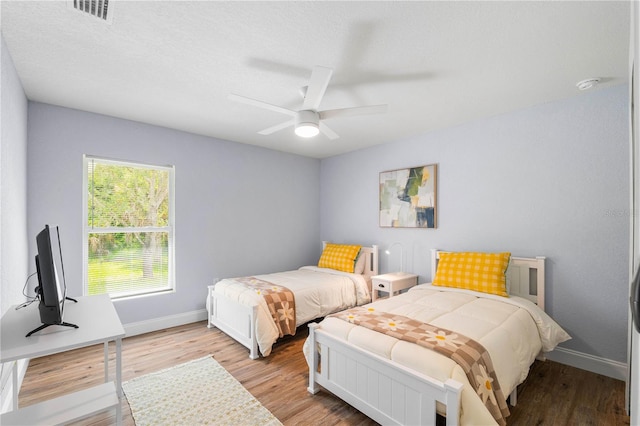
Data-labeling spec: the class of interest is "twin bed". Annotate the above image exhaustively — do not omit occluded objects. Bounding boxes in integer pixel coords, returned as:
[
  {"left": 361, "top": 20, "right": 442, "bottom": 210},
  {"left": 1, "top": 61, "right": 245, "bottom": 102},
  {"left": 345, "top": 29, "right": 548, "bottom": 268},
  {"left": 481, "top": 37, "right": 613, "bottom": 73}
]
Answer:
[
  {"left": 306, "top": 249, "right": 570, "bottom": 425},
  {"left": 207, "top": 242, "right": 379, "bottom": 359},
  {"left": 207, "top": 244, "right": 570, "bottom": 425}
]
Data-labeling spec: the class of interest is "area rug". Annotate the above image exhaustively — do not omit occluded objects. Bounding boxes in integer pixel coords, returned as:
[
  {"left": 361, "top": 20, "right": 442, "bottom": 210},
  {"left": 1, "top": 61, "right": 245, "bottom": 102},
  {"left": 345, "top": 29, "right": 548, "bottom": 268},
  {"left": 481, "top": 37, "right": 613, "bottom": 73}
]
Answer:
[{"left": 122, "top": 356, "right": 282, "bottom": 426}]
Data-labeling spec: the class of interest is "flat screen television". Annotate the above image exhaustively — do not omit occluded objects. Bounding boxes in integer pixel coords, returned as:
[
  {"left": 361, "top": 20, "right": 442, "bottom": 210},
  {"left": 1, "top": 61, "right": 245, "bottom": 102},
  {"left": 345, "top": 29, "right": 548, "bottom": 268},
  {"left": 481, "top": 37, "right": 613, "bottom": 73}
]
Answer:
[{"left": 26, "top": 224, "right": 78, "bottom": 337}]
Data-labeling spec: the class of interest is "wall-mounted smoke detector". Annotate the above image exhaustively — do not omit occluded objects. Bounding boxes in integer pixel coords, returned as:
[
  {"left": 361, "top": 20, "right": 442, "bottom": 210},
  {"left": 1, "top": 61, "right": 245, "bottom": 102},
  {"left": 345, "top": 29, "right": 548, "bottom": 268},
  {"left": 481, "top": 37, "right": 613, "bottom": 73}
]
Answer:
[
  {"left": 68, "top": 0, "right": 114, "bottom": 23},
  {"left": 576, "top": 78, "right": 601, "bottom": 91}
]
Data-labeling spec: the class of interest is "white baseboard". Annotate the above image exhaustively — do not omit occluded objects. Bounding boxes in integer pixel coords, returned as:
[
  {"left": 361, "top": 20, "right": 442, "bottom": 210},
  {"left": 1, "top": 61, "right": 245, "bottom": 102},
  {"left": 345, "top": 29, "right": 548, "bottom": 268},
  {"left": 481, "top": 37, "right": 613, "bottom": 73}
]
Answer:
[
  {"left": 546, "top": 346, "right": 628, "bottom": 381},
  {"left": 123, "top": 309, "right": 208, "bottom": 338}
]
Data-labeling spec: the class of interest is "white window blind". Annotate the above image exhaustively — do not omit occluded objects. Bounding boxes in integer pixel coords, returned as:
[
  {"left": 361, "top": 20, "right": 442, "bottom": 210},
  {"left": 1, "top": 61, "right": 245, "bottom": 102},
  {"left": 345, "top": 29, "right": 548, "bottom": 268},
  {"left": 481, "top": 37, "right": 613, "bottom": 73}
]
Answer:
[{"left": 83, "top": 156, "right": 175, "bottom": 299}]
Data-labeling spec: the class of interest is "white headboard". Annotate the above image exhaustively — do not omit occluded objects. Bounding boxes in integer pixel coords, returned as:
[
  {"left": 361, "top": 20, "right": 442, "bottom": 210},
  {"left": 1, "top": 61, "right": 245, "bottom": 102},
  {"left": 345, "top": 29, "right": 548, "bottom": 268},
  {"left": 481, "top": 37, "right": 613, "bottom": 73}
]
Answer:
[
  {"left": 430, "top": 249, "right": 546, "bottom": 310},
  {"left": 322, "top": 241, "right": 379, "bottom": 280}
]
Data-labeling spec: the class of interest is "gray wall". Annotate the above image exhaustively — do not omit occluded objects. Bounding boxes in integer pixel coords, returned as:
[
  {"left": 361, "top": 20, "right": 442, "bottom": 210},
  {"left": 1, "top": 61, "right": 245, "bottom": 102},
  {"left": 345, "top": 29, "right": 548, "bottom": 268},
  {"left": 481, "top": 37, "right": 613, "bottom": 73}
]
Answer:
[
  {"left": 0, "top": 34, "right": 29, "bottom": 316},
  {"left": 320, "top": 85, "right": 629, "bottom": 364},
  {"left": 27, "top": 103, "right": 321, "bottom": 324}
]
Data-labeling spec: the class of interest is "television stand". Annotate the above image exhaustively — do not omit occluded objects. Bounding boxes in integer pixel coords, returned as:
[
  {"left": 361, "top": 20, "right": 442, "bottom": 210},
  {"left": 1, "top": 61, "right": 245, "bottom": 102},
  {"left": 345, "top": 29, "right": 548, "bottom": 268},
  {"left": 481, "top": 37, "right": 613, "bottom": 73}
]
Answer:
[
  {"left": 25, "top": 297, "right": 79, "bottom": 337},
  {"left": 25, "top": 321, "right": 79, "bottom": 337}
]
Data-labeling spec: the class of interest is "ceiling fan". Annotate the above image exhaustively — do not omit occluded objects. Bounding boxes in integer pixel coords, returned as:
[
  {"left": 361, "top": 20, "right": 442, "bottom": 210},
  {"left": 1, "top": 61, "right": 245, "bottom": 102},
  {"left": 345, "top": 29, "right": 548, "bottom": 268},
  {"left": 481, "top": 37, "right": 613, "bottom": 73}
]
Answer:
[{"left": 228, "top": 66, "right": 387, "bottom": 140}]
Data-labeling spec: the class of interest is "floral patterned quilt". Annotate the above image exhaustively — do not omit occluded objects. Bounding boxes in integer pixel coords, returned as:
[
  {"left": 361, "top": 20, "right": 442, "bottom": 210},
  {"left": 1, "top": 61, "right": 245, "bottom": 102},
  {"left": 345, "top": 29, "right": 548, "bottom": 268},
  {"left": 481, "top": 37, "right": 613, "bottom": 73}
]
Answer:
[{"left": 234, "top": 277, "right": 296, "bottom": 337}]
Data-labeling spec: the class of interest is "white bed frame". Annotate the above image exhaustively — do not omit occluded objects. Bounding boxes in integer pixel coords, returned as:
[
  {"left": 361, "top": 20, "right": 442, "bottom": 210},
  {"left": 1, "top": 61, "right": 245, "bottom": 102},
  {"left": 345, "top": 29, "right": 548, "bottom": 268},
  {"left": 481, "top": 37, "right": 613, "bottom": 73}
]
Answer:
[
  {"left": 307, "top": 249, "right": 546, "bottom": 425},
  {"left": 207, "top": 242, "right": 379, "bottom": 359}
]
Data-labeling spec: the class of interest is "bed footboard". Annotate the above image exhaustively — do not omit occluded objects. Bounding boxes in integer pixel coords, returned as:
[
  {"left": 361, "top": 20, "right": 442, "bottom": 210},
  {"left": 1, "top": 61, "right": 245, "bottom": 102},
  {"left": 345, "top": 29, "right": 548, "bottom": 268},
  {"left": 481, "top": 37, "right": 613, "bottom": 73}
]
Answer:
[
  {"left": 207, "top": 285, "right": 259, "bottom": 359},
  {"left": 307, "top": 323, "right": 463, "bottom": 426}
]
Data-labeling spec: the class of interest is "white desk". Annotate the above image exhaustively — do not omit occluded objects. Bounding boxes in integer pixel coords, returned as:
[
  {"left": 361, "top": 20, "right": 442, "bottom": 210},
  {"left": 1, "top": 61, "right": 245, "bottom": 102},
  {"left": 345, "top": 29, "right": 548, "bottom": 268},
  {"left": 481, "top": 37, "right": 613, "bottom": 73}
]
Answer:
[{"left": 1, "top": 294, "right": 125, "bottom": 425}]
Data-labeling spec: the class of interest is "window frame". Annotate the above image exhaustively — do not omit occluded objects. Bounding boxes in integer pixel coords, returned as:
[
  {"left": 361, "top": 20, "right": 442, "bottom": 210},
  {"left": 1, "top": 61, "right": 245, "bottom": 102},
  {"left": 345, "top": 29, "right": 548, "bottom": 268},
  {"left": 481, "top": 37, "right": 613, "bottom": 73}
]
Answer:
[{"left": 82, "top": 155, "right": 176, "bottom": 300}]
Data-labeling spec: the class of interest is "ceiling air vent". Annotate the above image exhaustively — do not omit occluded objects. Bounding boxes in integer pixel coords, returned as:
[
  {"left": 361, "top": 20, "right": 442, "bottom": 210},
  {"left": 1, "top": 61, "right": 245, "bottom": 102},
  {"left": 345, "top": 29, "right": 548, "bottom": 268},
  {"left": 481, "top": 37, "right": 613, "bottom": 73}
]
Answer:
[{"left": 70, "top": 0, "right": 113, "bottom": 23}]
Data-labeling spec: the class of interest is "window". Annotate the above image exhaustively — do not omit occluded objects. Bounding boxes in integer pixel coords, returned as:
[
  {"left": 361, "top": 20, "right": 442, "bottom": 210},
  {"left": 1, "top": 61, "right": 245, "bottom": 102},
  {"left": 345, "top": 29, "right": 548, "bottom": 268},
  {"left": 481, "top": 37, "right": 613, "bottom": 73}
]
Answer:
[{"left": 83, "top": 156, "right": 175, "bottom": 299}]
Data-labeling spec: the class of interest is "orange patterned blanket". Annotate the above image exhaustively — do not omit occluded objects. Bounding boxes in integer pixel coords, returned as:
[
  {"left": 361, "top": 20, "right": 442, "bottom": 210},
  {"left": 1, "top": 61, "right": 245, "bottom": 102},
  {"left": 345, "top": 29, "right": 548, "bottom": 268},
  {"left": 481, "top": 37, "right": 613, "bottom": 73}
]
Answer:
[
  {"left": 235, "top": 277, "right": 296, "bottom": 337},
  {"left": 331, "top": 306, "right": 510, "bottom": 426}
]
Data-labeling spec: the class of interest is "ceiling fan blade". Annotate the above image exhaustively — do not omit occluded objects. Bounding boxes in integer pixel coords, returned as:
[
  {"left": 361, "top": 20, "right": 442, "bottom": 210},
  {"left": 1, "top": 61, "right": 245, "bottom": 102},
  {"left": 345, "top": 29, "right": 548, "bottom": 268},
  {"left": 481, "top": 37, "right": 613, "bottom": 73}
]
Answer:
[
  {"left": 319, "top": 104, "right": 388, "bottom": 120},
  {"left": 258, "top": 119, "right": 295, "bottom": 135},
  {"left": 303, "top": 66, "right": 333, "bottom": 111},
  {"left": 319, "top": 122, "right": 339, "bottom": 140},
  {"left": 228, "top": 93, "right": 296, "bottom": 117}
]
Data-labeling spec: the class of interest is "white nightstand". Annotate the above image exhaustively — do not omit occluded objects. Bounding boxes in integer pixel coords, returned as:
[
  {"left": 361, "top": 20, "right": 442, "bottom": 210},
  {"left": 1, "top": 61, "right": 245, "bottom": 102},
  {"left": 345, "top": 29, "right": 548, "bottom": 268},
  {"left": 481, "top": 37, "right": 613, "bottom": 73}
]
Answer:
[{"left": 371, "top": 272, "right": 419, "bottom": 301}]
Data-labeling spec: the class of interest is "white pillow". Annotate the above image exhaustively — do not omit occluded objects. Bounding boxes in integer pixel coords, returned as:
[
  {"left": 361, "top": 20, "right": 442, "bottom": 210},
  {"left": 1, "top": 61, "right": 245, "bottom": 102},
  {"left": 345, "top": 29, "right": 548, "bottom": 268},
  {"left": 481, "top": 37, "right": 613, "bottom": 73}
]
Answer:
[{"left": 354, "top": 252, "right": 366, "bottom": 274}]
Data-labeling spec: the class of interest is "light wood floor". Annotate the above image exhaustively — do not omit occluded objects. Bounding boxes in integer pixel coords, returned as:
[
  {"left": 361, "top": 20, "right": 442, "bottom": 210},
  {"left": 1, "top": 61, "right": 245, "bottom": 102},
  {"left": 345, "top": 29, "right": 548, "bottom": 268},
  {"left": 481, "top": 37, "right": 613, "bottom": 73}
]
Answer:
[{"left": 18, "top": 321, "right": 630, "bottom": 426}]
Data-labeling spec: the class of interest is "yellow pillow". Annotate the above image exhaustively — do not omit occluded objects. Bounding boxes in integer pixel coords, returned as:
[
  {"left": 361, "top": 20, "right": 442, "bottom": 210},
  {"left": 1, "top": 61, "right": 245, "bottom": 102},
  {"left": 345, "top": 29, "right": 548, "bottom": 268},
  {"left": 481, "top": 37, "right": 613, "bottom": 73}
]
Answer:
[
  {"left": 432, "top": 251, "right": 511, "bottom": 297},
  {"left": 318, "top": 243, "right": 362, "bottom": 273}
]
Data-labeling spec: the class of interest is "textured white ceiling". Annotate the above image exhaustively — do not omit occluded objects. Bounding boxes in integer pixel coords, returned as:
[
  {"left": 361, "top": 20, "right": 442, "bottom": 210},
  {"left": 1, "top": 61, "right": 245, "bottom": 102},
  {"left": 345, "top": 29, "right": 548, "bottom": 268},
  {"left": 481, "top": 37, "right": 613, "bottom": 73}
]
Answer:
[{"left": 1, "top": 1, "right": 631, "bottom": 158}]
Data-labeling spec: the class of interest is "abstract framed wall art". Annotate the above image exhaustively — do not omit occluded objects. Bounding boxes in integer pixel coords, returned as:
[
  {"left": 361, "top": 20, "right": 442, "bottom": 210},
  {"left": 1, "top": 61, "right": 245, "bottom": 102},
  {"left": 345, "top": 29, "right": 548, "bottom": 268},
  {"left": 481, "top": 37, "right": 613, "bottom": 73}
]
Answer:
[{"left": 379, "top": 164, "right": 437, "bottom": 228}]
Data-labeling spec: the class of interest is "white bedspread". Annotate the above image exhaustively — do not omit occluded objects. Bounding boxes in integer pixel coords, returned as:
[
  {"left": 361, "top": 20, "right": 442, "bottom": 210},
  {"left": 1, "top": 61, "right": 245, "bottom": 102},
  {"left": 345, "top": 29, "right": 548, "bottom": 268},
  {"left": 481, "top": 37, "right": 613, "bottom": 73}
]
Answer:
[
  {"left": 211, "top": 266, "right": 370, "bottom": 356},
  {"left": 305, "top": 284, "right": 570, "bottom": 425}
]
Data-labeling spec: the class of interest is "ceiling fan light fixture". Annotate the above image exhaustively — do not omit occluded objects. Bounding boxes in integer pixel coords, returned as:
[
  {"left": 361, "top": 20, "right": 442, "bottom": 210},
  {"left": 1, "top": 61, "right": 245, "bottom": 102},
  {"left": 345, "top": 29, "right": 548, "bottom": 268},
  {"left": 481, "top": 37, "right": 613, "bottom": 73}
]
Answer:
[
  {"left": 295, "top": 123, "right": 320, "bottom": 138},
  {"left": 229, "top": 66, "right": 388, "bottom": 140},
  {"left": 295, "top": 110, "right": 320, "bottom": 138}
]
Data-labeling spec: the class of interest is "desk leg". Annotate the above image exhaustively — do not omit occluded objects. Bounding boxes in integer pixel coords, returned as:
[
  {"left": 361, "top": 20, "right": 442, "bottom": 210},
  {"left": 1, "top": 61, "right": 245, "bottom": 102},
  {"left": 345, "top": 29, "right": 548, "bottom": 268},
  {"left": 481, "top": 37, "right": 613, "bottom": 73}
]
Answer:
[
  {"left": 116, "top": 337, "right": 122, "bottom": 425},
  {"left": 12, "top": 361, "right": 18, "bottom": 410},
  {"left": 103, "top": 341, "right": 109, "bottom": 382}
]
